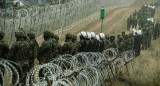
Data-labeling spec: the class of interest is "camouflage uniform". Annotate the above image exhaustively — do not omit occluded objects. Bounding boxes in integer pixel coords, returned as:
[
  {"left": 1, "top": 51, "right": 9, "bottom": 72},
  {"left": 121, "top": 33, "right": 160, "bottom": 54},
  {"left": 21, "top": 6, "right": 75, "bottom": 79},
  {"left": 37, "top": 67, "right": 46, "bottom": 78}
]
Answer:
[
  {"left": 72, "top": 34, "right": 80, "bottom": 55},
  {"left": 0, "top": 30, "right": 9, "bottom": 59},
  {"left": 105, "top": 35, "right": 111, "bottom": 49},
  {"left": 38, "top": 31, "right": 53, "bottom": 64},
  {"left": 142, "top": 29, "right": 148, "bottom": 50},
  {"left": 27, "top": 32, "right": 39, "bottom": 69},
  {"left": 8, "top": 31, "right": 30, "bottom": 74},
  {"left": 117, "top": 35, "right": 125, "bottom": 53},
  {"left": 148, "top": 28, "right": 152, "bottom": 47},
  {"left": 62, "top": 33, "right": 73, "bottom": 55},
  {"left": 53, "top": 34, "right": 62, "bottom": 57},
  {"left": 132, "top": 17, "right": 137, "bottom": 28},
  {"left": 124, "top": 35, "right": 132, "bottom": 50},
  {"left": 110, "top": 36, "right": 118, "bottom": 48},
  {"left": 127, "top": 15, "right": 132, "bottom": 31},
  {"left": 154, "top": 22, "right": 160, "bottom": 40},
  {"left": 129, "top": 33, "right": 134, "bottom": 50}
]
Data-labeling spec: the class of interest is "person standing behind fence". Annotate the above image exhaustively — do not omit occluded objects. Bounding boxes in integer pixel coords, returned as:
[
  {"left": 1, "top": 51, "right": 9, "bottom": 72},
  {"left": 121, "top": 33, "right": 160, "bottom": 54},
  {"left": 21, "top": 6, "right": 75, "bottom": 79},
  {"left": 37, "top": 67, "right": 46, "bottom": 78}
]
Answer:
[
  {"left": 62, "top": 33, "right": 74, "bottom": 55},
  {"left": 110, "top": 36, "right": 118, "bottom": 48},
  {"left": 72, "top": 34, "right": 80, "bottom": 55},
  {"left": 0, "top": 30, "right": 9, "bottom": 59},
  {"left": 8, "top": 31, "right": 30, "bottom": 82},
  {"left": 38, "top": 31, "right": 53, "bottom": 64},
  {"left": 27, "top": 32, "right": 39, "bottom": 69}
]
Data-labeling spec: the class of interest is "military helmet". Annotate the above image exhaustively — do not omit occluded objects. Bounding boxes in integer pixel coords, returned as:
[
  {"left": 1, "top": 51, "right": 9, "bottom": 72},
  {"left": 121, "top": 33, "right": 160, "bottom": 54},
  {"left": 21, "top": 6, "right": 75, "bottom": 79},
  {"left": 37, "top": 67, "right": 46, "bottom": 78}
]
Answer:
[
  {"left": 27, "top": 32, "right": 36, "bottom": 38},
  {"left": 72, "top": 34, "right": 77, "bottom": 40},
  {"left": 96, "top": 35, "right": 100, "bottom": 41},
  {"left": 110, "top": 36, "right": 115, "bottom": 40},
  {"left": 43, "top": 30, "right": 52, "bottom": 38},
  {"left": 105, "top": 35, "right": 110, "bottom": 39},
  {"left": 90, "top": 32, "right": 96, "bottom": 38},
  {"left": 65, "top": 33, "right": 72, "bottom": 39},
  {"left": 54, "top": 34, "right": 59, "bottom": 41},
  {"left": 78, "top": 31, "right": 87, "bottom": 38},
  {"left": 87, "top": 32, "right": 92, "bottom": 39},
  {"left": 98, "top": 33, "right": 105, "bottom": 40},
  {"left": 15, "top": 31, "right": 26, "bottom": 38},
  {"left": 0, "top": 30, "right": 5, "bottom": 37}
]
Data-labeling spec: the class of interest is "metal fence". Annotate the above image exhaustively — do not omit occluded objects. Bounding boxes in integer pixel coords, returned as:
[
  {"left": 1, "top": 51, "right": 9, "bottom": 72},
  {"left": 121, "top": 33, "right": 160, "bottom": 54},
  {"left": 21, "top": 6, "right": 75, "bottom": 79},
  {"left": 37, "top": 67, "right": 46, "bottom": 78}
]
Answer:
[{"left": 0, "top": 0, "right": 131, "bottom": 44}]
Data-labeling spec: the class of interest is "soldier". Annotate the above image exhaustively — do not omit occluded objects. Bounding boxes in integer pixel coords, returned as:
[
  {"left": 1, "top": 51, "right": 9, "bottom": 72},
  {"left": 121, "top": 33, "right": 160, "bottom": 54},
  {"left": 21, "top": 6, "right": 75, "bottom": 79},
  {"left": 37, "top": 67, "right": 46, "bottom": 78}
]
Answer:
[
  {"left": 98, "top": 33, "right": 106, "bottom": 52},
  {"left": 154, "top": 22, "right": 160, "bottom": 39},
  {"left": 0, "top": 30, "right": 9, "bottom": 59},
  {"left": 62, "top": 33, "right": 73, "bottom": 55},
  {"left": 127, "top": 15, "right": 132, "bottom": 31},
  {"left": 90, "top": 32, "right": 97, "bottom": 52},
  {"left": 95, "top": 35, "right": 100, "bottom": 52},
  {"left": 132, "top": 16, "right": 137, "bottom": 28},
  {"left": 105, "top": 35, "right": 111, "bottom": 49},
  {"left": 79, "top": 31, "right": 88, "bottom": 52},
  {"left": 142, "top": 29, "right": 148, "bottom": 50},
  {"left": 129, "top": 33, "right": 134, "bottom": 50},
  {"left": 133, "top": 10, "right": 137, "bottom": 17},
  {"left": 110, "top": 36, "right": 118, "bottom": 48},
  {"left": 124, "top": 34, "right": 132, "bottom": 50},
  {"left": 53, "top": 34, "right": 62, "bottom": 57},
  {"left": 8, "top": 31, "right": 30, "bottom": 81},
  {"left": 27, "top": 32, "right": 39, "bottom": 69},
  {"left": 72, "top": 34, "right": 80, "bottom": 55},
  {"left": 86, "top": 32, "right": 92, "bottom": 52},
  {"left": 134, "top": 32, "right": 142, "bottom": 56},
  {"left": 148, "top": 27, "right": 152, "bottom": 47},
  {"left": 117, "top": 35, "right": 125, "bottom": 53},
  {"left": 38, "top": 30, "right": 53, "bottom": 64}
]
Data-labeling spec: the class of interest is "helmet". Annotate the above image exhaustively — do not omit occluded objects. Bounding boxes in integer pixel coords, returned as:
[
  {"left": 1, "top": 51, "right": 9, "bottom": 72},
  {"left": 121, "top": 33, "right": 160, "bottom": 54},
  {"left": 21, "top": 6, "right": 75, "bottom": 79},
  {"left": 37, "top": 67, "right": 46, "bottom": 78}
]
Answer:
[
  {"left": 0, "top": 30, "right": 5, "bottom": 37},
  {"left": 96, "top": 35, "right": 100, "bottom": 41},
  {"left": 110, "top": 36, "right": 115, "bottom": 40},
  {"left": 43, "top": 30, "right": 52, "bottom": 37},
  {"left": 65, "top": 33, "right": 72, "bottom": 39},
  {"left": 87, "top": 32, "right": 91, "bottom": 39},
  {"left": 54, "top": 34, "right": 59, "bottom": 41},
  {"left": 105, "top": 35, "right": 110, "bottom": 39},
  {"left": 90, "top": 32, "right": 96, "bottom": 38},
  {"left": 27, "top": 32, "right": 35, "bottom": 38},
  {"left": 98, "top": 33, "right": 105, "bottom": 40},
  {"left": 72, "top": 34, "right": 77, "bottom": 40},
  {"left": 15, "top": 31, "right": 26, "bottom": 38},
  {"left": 78, "top": 31, "right": 87, "bottom": 38}
]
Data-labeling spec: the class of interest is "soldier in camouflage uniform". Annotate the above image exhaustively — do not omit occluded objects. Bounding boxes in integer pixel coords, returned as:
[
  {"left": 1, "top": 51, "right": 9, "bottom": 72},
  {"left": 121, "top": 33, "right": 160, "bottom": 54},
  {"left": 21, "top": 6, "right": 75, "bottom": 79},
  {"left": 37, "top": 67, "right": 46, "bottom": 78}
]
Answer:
[
  {"left": 129, "top": 33, "right": 134, "bottom": 50},
  {"left": 62, "top": 33, "right": 73, "bottom": 55},
  {"left": 105, "top": 35, "right": 111, "bottom": 49},
  {"left": 117, "top": 34, "right": 125, "bottom": 53},
  {"left": 148, "top": 27, "right": 152, "bottom": 47},
  {"left": 0, "top": 30, "right": 9, "bottom": 59},
  {"left": 38, "top": 31, "right": 53, "bottom": 64},
  {"left": 124, "top": 34, "right": 132, "bottom": 50},
  {"left": 132, "top": 16, "right": 137, "bottom": 28},
  {"left": 8, "top": 31, "right": 30, "bottom": 75},
  {"left": 72, "top": 34, "right": 80, "bottom": 55},
  {"left": 142, "top": 28, "right": 148, "bottom": 50},
  {"left": 127, "top": 15, "right": 132, "bottom": 31},
  {"left": 27, "top": 32, "right": 39, "bottom": 69},
  {"left": 154, "top": 22, "right": 160, "bottom": 39},
  {"left": 109, "top": 36, "right": 118, "bottom": 48},
  {"left": 52, "top": 34, "right": 62, "bottom": 57}
]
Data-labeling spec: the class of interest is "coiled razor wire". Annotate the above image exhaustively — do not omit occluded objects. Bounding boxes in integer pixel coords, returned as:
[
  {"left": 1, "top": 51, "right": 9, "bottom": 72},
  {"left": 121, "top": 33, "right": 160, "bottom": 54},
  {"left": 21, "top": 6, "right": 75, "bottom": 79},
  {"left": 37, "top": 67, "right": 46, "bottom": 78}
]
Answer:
[
  {"left": 0, "top": 58, "right": 22, "bottom": 86},
  {"left": 24, "top": 48, "right": 135, "bottom": 86},
  {"left": 0, "top": 48, "right": 136, "bottom": 86}
]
